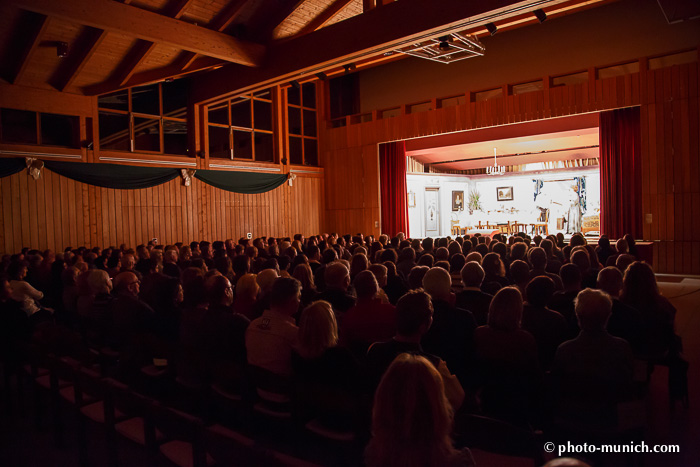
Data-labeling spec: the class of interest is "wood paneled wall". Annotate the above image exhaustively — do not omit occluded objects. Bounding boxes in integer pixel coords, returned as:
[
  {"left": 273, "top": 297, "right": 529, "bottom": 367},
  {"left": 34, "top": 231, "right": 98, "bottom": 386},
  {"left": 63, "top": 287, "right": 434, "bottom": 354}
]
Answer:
[
  {"left": 321, "top": 59, "right": 700, "bottom": 274},
  {"left": 0, "top": 168, "right": 323, "bottom": 254}
]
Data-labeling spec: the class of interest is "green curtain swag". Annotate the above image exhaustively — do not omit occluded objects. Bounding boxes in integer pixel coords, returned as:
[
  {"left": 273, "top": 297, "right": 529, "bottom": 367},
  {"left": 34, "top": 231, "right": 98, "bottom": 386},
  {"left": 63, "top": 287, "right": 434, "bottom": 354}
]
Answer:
[
  {"left": 195, "top": 169, "right": 288, "bottom": 194},
  {"left": 44, "top": 160, "right": 180, "bottom": 190},
  {"left": 0, "top": 157, "right": 289, "bottom": 194},
  {"left": 0, "top": 157, "right": 26, "bottom": 178}
]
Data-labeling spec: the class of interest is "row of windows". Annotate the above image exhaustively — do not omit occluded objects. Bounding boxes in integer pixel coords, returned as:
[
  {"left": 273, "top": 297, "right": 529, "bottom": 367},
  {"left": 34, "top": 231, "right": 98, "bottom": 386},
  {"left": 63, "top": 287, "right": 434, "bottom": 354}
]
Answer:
[{"left": 0, "top": 108, "right": 80, "bottom": 148}]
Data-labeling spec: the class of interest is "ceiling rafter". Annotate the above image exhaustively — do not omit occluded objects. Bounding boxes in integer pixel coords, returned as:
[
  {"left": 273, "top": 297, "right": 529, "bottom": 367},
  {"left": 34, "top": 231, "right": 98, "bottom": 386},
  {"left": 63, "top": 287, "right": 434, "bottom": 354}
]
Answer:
[
  {"left": 12, "top": 13, "right": 50, "bottom": 84},
  {"left": 176, "top": 0, "right": 250, "bottom": 73},
  {"left": 110, "top": 0, "right": 198, "bottom": 87},
  {"left": 12, "top": 0, "right": 265, "bottom": 66},
  {"left": 49, "top": 26, "right": 107, "bottom": 91},
  {"left": 253, "top": 0, "right": 307, "bottom": 43},
  {"left": 295, "top": 0, "right": 355, "bottom": 37}
]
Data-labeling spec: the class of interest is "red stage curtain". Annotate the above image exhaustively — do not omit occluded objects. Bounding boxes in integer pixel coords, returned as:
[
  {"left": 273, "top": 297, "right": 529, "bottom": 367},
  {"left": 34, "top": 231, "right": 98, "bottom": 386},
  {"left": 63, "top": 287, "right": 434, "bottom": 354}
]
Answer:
[
  {"left": 599, "top": 107, "right": 642, "bottom": 239},
  {"left": 379, "top": 141, "right": 409, "bottom": 237}
]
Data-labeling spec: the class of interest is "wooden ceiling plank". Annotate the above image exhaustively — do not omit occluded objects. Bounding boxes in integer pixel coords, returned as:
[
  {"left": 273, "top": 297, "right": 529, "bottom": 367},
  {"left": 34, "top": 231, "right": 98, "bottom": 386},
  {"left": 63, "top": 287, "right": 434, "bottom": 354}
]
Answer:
[
  {"left": 49, "top": 27, "right": 107, "bottom": 91},
  {"left": 192, "top": 0, "right": 575, "bottom": 104},
  {"left": 253, "top": 0, "right": 307, "bottom": 42},
  {"left": 13, "top": 0, "right": 265, "bottom": 66},
  {"left": 297, "top": 0, "right": 354, "bottom": 36},
  {"left": 174, "top": 0, "right": 249, "bottom": 74},
  {"left": 83, "top": 56, "right": 222, "bottom": 95},
  {"left": 12, "top": 14, "right": 50, "bottom": 84},
  {"left": 112, "top": 0, "right": 195, "bottom": 88}
]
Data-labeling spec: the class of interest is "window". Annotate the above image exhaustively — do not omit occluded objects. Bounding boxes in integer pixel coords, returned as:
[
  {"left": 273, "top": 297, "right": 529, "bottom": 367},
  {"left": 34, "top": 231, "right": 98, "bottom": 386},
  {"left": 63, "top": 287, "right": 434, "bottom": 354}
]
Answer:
[
  {"left": 97, "top": 80, "right": 190, "bottom": 156},
  {"left": 0, "top": 108, "right": 79, "bottom": 148},
  {"left": 287, "top": 82, "right": 318, "bottom": 166},
  {"left": 207, "top": 90, "right": 275, "bottom": 162}
]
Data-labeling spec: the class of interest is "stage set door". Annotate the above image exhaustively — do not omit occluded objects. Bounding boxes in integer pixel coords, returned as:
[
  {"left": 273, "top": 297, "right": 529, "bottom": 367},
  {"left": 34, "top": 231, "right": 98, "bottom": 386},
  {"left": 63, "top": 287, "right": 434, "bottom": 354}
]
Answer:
[{"left": 425, "top": 188, "right": 440, "bottom": 237}]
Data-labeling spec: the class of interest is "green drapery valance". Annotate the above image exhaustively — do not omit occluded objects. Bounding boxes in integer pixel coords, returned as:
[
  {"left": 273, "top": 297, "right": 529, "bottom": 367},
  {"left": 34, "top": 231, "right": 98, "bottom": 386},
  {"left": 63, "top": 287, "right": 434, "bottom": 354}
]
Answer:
[
  {"left": 0, "top": 157, "right": 26, "bottom": 178},
  {"left": 0, "top": 157, "right": 289, "bottom": 194},
  {"left": 44, "top": 160, "right": 180, "bottom": 189},
  {"left": 195, "top": 169, "right": 287, "bottom": 194}
]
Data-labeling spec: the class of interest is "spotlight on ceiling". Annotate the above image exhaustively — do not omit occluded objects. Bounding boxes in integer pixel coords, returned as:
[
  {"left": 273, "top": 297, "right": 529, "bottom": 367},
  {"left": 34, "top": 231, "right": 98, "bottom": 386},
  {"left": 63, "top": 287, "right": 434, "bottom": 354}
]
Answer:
[
  {"left": 56, "top": 41, "right": 69, "bottom": 58},
  {"left": 315, "top": 72, "right": 327, "bottom": 81},
  {"left": 343, "top": 63, "right": 356, "bottom": 74},
  {"left": 485, "top": 23, "right": 498, "bottom": 36},
  {"left": 534, "top": 9, "right": 547, "bottom": 23},
  {"left": 438, "top": 35, "right": 451, "bottom": 51},
  {"left": 289, "top": 80, "right": 301, "bottom": 90}
]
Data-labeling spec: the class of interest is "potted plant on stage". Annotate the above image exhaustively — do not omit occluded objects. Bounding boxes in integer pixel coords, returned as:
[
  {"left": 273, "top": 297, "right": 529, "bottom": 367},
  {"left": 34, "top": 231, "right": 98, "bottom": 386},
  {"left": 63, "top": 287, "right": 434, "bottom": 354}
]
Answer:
[{"left": 468, "top": 188, "right": 482, "bottom": 215}]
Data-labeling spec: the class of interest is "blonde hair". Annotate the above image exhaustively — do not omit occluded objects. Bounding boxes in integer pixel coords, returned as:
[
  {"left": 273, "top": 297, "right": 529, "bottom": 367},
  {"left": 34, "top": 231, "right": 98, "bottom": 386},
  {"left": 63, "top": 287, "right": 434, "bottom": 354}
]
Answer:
[
  {"left": 235, "top": 273, "right": 259, "bottom": 300},
  {"left": 297, "top": 301, "right": 338, "bottom": 359},
  {"left": 292, "top": 263, "right": 315, "bottom": 291},
  {"left": 366, "top": 354, "right": 455, "bottom": 467}
]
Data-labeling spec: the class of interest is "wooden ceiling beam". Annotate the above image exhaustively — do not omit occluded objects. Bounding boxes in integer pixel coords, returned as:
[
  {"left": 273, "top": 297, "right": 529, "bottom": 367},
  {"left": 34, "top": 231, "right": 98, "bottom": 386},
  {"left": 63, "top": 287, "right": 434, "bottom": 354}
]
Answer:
[
  {"left": 12, "top": 0, "right": 265, "bottom": 66},
  {"left": 49, "top": 27, "right": 107, "bottom": 91},
  {"left": 193, "top": 0, "right": 550, "bottom": 104},
  {"left": 83, "top": 56, "right": 222, "bottom": 96},
  {"left": 12, "top": 13, "right": 50, "bottom": 84},
  {"left": 296, "top": 0, "right": 354, "bottom": 37},
  {"left": 251, "top": 0, "right": 306, "bottom": 43}
]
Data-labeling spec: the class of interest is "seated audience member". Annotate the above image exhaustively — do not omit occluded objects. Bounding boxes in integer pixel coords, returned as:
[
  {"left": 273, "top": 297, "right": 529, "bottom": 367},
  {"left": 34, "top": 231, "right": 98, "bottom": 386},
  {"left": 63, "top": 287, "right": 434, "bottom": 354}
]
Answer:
[
  {"left": 464, "top": 251, "right": 482, "bottom": 264},
  {"left": 365, "top": 289, "right": 464, "bottom": 410},
  {"left": 548, "top": 263, "right": 582, "bottom": 332},
  {"left": 252, "top": 268, "right": 279, "bottom": 318},
  {"left": 367, "top": 263, "right": 391, "bottom": 304},
  {"left": 293, "top": 301, "right": 362, "bottom": 427},
  {"left": 198, "top": 275, "right": 250, "bottom": 385},
  {"left": 407, "top": 266, "right": 429, "bottom": 290},
  {"left": 605, "top": 238, "right": 628, "bottom": 267},
  {"left": 421, "top": 267, "right": 477, "bottom": 387},
  {"left": 449, "top": 254, "right": 466, "bottom": 293},
  {"left": 481, "top": 252, "right": 509, "bottom": 295},
  {"left": 522, "top": 276, "right": 570, "bottom": 370},
  {"left": 396, "top": 247, "right": 417, "bottom": 281},
  {"left": 474, "top": 287, "right": 541, "bottom": 423},
  {"left": 382, "top": 261, "right": 407, "bottom": 305},
  {"left": 365, "top": 353, "right": 474, "bottom": 467},
  {"left": 245, "top": 277, "right": 301, "bottom": 377},
  {"left": 82, "top": 269, "right": 114, "bottom": 345},
  {"left": 508, "top": 260, "right": 531, "bottom": 297},
  {"left": 528, "top": 247, "right": 563, "bottom": 290},
  {"left": 540, "top": 239, "right": 563, "bottom": 274},
  {"left": 313, "top": 248, "right": 338, "bottom": 292},
  {"left": 292, "top": 263, "right": 318, "bottom": 309},
  {"left": 232, "top": 273, "right": 259, "bottom": 320},
  {"left": 314, "top": 261, "right": 356, "bottom": 322},
  {"left": 0, "top": 276, "right": 32, "bottom": 366},
  {"left": 8, "top": 261, "right": 47, "bottom": 320},
  {"left": 597, "top": 267, "right": 643, "bottom": 350},
  {"left": 571, "top": 249, "right": 598, "bottom": 289},
  {"left": 455, "top": 262, "right": 493, "bottom": 326},
  {"left": 417, "top": 254, "right": 435, "bottom": 268},
  {"left": 624, "top": 234, "right": 638, "bottom": 258},
  {"left": 350, "top": 253, "right": 369, "bottom": 281},
  {"left": 341, "top": 271, "right": 397, "bottom": 356},
  {"left": 615, "top": 254, "right": 636, "bottom": 273},
  {"left": 551, "top": 288, "right": 634, "bottom": 427},
  {"left": 621, "top": 262, "right": 677, "bottom": 360}
]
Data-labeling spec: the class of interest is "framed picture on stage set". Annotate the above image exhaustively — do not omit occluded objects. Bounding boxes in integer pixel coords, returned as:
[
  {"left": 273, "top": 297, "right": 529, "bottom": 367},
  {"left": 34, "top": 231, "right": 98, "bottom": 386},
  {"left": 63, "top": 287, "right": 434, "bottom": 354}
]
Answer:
[
  {"left": 452, "top": 191, "right": 464, "bottom": 211},
  {"left": 497, "top": 186, "right": 513, "bottom": 201},
  {"left": 407, "top": 191, "right": 416, "bottom": 207}
]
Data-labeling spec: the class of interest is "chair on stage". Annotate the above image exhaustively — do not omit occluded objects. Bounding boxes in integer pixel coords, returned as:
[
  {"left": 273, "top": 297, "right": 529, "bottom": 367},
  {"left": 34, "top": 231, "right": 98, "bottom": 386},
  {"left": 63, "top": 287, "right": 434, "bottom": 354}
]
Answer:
[{"left": 533, "top": 210, "right": 549, "bottom": 236}]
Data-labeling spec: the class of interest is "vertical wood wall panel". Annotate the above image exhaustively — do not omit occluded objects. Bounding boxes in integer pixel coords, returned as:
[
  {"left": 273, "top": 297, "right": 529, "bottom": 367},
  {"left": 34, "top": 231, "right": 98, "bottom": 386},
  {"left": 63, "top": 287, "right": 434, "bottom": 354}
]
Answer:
[{"left": 0, "top": 172, "right": 323, "bottom": 254}]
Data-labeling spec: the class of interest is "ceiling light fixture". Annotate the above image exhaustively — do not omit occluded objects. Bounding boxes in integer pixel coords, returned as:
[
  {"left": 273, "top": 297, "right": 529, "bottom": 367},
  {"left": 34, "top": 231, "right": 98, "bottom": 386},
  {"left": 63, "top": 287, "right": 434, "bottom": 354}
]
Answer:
[
  {"left": 485, "top": 23, "right": 498, "bottom": 36},
  {"left": 56, "top": 42, "right": 68, "bottom": 58},
  {"left": 486, "top": 147, "right": 505, "bottom": 176},
  {"left": 394, "top": 32, "right": 485, "bottom": 64},
  {"left": 534, "top": 9, "right": 547, "bottom": 23}
]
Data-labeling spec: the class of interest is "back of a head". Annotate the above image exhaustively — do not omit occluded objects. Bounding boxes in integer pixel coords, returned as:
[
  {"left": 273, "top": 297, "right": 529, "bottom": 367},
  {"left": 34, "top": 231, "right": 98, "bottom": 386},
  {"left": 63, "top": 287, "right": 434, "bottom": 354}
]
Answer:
[
  {"left": 417, "top": 254, "right": 434, "bottom": 268},
  {"left": 509, "top": 260, "right": 530, "bottom": 285},
  {"left": 298, "top": 301, "right": 338, "bottom": 359},
  {"left": 526, "top": 276, "right": 555, "bottom": 307},
  {"left": 465, "top": 252, "right": 482, "bottom": 264},
  {"left": 205, "top": 274, "right": 231, "bottom": 304},
  {"left": 528, "top": 247, "right": 547, "bottom": 269},
  {"left": 616, "top": 254, "right": 635, "bottom": 273},
  {"left": 325, "top": 262, "right": 350, "bottom": 290},
  {"left": 86, "top": 269, "right": 112, "bottom": 294},
  {"left": 407, "top": 266, "right": 430, "bottom": 290},
  {"left": 268, "top": 277, "right": 301, "bottom": 309},
  {"left": 597, "top": 266, "right": 623, "bottom": 297},
  {"left": 615, "top": 238, "right": 629, "bottom": 254},
  {"left": 622, "top": 261, "right": 658, "bottom": 304},
  {"left": 421, "top": 237, "right": 434, "bottom": 251},
  {"left": 491, "top": 242, "right": 507, "bottom": 258},
  {"left": 236, "top": 273, "right": 259, "bottom": 300},
  {"left": 474, "top": 243, "right": 489, "bottom": 257},
  {"left": 575, "top": 288, "right": 612, "bottom": 331},
  {"left": 449, "top": 254, "right": 465, "bottom": 273},
  {"left": 482, "top": 252, "right": 504, "bottom": 277},
  {"left": 368, "top": 263, "right": 388, "bottom": 286},
  {"left": 460, "top": 262, "right": 485, "bottom": 288},
  {"left": 398, "top": 247, "right": 416, "bottom": 263},
  {"left": 379, "top": 248, "right": 398, "bottom": 264},
  {"left": 353, "top": 270, "right": 379, "bottom": 300},
  {"left": 369, "top": 353, "right": 451, "bottom": 467},
  {"left": 257, "top": 269, "right": 279, "bottom": 296},
  {"left": 540, "top": 239, "right": 553, "bottom": 255},
  {"left": 434, "top": 247, "right": 449, "bottom": 261},
  {"left": 395, "top": 289, "right": 433, "bottom": 336},
  {"left": 571, "top": 249, "right": 591, "bottom": 272},
  {"left": 559, "top": 263, "right": 582, "bottom": 290},
  {"left": 422, "top": 267, "right": 451, "bottom": 301},
  {"left": 447, "top": 241, "right": 462, "bottom": 257},
  {"left": 510, "top": 242, "right": 527, "bottom": 261},
  {"left": 488, "top": 286, "right": 523, "bottom": 331},
  {"left": 322, "top": 248, "right": 338, "bottom": 265}
]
